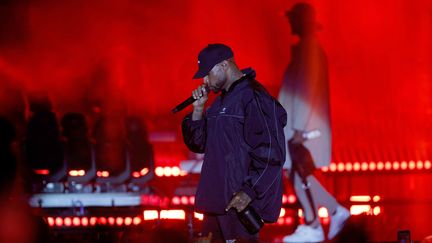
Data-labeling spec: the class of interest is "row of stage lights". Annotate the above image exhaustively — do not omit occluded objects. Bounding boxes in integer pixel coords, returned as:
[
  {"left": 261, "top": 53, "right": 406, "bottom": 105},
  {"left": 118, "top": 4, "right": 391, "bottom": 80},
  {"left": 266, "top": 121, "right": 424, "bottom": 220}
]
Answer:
[
  {"left": 46, "top": 194, "right": 380, "bottom": 228},
  {"left": 322, "top": 160, "right": 431, "bottom": 173},
  {"left": 169, "top": 194, "right": 297, "bottom": 206},
  {"left": 45, "top": 160, "right": 431, "bottom": 178},
  {"left": 45, "top": 216, "right": 142, "bottom": 227}
]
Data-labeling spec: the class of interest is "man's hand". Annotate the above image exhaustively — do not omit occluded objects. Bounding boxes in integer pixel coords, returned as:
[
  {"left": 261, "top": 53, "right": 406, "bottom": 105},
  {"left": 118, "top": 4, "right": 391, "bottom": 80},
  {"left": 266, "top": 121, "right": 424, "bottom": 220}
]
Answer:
[
  {"left": 191, "top": 84, "right": 208, "bottom": 121},
  {"left": 225, "top": 191, "right": 252, "bottom": 212}
]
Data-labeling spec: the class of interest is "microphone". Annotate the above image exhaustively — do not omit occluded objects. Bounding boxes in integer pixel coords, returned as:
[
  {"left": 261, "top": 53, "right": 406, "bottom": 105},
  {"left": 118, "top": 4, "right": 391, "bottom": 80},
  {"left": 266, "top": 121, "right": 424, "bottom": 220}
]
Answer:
[{"left": 171, "top": 86, "right": 210, "bottom": 114}]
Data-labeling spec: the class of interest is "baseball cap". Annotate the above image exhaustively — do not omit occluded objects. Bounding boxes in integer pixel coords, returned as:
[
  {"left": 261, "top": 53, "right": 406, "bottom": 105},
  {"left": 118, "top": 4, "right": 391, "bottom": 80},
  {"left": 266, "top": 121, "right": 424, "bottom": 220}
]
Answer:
[{"left": 193, "top": 43, "right": 234, "bottom": 79}]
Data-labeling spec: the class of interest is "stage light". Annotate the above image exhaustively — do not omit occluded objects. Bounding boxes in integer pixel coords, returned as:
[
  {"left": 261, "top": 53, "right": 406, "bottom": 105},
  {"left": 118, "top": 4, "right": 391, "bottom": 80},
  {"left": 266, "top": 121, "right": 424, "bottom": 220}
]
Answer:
[
  {"left": 172, "top": 196, "right": 180, "bottom": 205},
  {"left": 337, "top": 163, "right": 345, "bottom": 172},
  {"left": 345, "top": 162, "right": 353, "bottom": 171},
  {"left": 353, "top": 162, "right": 361, "bottom": 171},
  {"left": 140, "top": 168, "right": 149, "bottom": 176},
  {"left": 377, "top": 161, "right": 384, "bottom": 170},
  {"left": 373, "top": 195, "right": 381, "bottom": 202},
  {"left": 81, "top": 217, "right": 88, "bottom": 227},
  {"left": 55, "top": 217, "right": 63, "bottom": 227},
  {"left": 385, "top": 161, "right": 392, "bottom": 170},
  {"left": 373, "top": 206, "right": 381, "bottom": 215},
  {"left": 132, "top": 172, "right": 140, "bottom": 178},
  {"left": 361, "top": 162, "right": 368, "bottom": 171},
  {"left": 329, "top": 163, "right": 337, "bottom": 172},
  {"left": 189, "top": 196, "right": 195, "bottom": 204},
  {"left": 163, "top": 166, "right": 172, "bottom": 177},
  {"left": 350, "top": 205, "right": 371, "bottom": 215},
  {"left": 97, "top": 171, "right": 109, "bottom": 177},
  {"left": 425, "top": 160, "right": 432, "bottom": 169},
  {"left": 98, "top": 217, "right": 107, "bottom": 225},
  {"left": 417, "top": 160, "right": 424, "bottom": 170},
  {"left": 47, "top": 217, "right": 55, "bottom": 227},
  {"left": 194, "top": 212, "right": 203, "bottom": 221},
  {"left": 298, "top": 209, "right": 303, "bottom": 218},
  {"left": 279, "top": 208, "right": 286, "bottom": 217},
  {"left": 160, "top": 210, "right": 186, "bottom": 220},
  {"left": 285, "top": 216, "right": 294, "bottom": 225},
  {"left": 69, "top": 170, "right": 86, "bottom": 176},
  {"left": 124, "top": 217, "right": 132, "bottom": 226},
  {"left": 108, "top": 217, "right": 115, "bottom": 225},
  {"left": 318, "top": 207, "right": 328, "bottom": 218},
  {"left": 393, "top": 161, "right": 400, "bottom": 170},
  {"left": 34, "top": 169, "right": 50, "bottom": 175},
  {"left": 116, "top": 217, "right": 124, "bottom": 226},
  {"left": 171, "top": 166, "right": 181, "bottom": 176},
  {"left": 321, "top": 166, "right": 329, "bottom": 172},
  {"left": 350, "top": 195, "right": 371, "bottom": 202},
  {"left": 369, "top": 162, "right": 376, "bottom": 171},
  {"left": 400, "top": 161, "right": 407, "bottom": 170},
  {"left": 408, "top": 161, "right": 415, "bottom": 170},
  {"left": 90, "top": 217, "right": 97, "bottom": 226},
  {"left": 64, "top": 217, "right": 72, "bottom": 226},
  {"left": 155, "top": 167, "right": 164, "bottom": 177},
  {"left": 180, "top": 196, "right": 189, "bottom": 205},
  {"left": 143, "top": 210, "right": 158, "bottom": 220},
  {"left": 277, "top": 218, "right": 284, "bottom": 225},
  {"left": 73, "top": 217, "right": 80, "bottom": 226},
  {"left": 288, "top": 194, "right": 297, "bottom": 204},
  {"left": 282, "top": 194, "right": 288, "bottom": 204},
  {"left": 133, "top": 217, "right": 142, "bottom": 225}
]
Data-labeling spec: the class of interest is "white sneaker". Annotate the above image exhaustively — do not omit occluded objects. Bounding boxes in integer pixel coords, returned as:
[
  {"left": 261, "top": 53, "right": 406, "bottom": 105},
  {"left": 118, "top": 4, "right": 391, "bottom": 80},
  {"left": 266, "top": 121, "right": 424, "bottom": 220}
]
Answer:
[
  {"left": 282, "top": 224, "right": 325, "bottom": 243},
  {"left": 328, "top": 205, "right": 350, "bottom": 239}
]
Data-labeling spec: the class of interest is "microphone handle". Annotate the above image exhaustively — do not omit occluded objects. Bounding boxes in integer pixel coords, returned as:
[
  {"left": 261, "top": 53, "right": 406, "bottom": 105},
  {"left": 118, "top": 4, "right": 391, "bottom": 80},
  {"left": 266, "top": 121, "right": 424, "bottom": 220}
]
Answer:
[
  {"left": 171, "top": 86, "right": 210, "bottom": 114},
  {"left": 171, "top": 96, "right": 196, "bottom": 114}
]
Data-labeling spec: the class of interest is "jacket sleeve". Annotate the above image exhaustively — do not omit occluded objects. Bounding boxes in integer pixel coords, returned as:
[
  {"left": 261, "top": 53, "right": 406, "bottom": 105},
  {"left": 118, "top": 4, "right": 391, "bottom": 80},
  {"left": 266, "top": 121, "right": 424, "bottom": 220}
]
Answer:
[
  {"left": 181, "top": 113, "right": 207, "bottom": 154},
  {"left": 241, "top": 93, "right": 287, "bottom": 200}
]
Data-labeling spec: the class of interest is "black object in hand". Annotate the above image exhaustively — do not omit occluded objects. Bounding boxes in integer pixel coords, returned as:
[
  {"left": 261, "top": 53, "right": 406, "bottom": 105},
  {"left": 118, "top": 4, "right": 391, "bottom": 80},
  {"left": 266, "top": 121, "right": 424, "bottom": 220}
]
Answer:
[{"left": 237, "top": 206, "right": 264, "bottom": 234}]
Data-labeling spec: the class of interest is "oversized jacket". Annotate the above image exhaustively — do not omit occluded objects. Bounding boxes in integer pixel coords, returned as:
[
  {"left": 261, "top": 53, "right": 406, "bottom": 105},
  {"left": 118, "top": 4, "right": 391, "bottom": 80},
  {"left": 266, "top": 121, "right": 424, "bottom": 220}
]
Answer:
[
  {"left": 278, "top": 38, "right": 331, "bottom": 169},
  {"left": 182, "top": 68, "right": 287, "bottom": 223}
]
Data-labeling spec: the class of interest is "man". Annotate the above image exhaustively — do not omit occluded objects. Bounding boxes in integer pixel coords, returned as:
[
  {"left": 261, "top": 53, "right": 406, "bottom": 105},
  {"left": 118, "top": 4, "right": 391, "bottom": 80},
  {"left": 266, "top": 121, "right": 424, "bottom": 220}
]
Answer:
[
  {"left": 279, "top": 3, "right": 350, "bottom": 242},
  {"left": 182, "top": 43, "right": 287, "bottom": 242}
]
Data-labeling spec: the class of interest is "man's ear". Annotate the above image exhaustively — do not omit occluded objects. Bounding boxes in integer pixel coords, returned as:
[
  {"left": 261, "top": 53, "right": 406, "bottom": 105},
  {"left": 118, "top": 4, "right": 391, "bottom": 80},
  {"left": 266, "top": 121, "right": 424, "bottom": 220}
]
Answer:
[{"left": 220, "top": 60, "right": 229, "bottom": 69}]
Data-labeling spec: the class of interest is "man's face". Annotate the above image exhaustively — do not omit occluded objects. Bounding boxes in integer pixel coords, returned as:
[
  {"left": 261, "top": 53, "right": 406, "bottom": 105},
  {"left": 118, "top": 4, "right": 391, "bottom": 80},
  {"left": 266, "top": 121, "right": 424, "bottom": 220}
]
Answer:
[{"left": 203, "top": 62, "right": 227, "bottom": 93}]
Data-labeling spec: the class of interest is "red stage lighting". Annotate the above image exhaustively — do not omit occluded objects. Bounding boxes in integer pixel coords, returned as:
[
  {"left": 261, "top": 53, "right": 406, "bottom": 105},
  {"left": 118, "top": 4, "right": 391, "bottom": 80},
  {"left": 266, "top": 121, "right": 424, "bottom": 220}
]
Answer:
[
  {"left": 47, "top": 217, "right": 55, "bottom": 227},
  {"left": 81, "top": 217, "right": 89, "bottom": 227},
  {"left": 72, "top": 217, "right": 80, "bottom": 226},
  {"left": 116, "top": 217, "right": 124, "bottom": 226},
  {"left": 408, "top": 161, "right": 416, "bottom": 170},
  {"left": 400, "top": 161, "right": 408, "bottom": 170},
  {"left": 64, "top": 217, "right": 72, "bottom": 226},
  {"left": 361, "top": 162, "right": 368, "bottom": 171},
  {"left": 425, "top": 160, "right": 431, "bottom": 169},
  {"left": 55, "top": 217, "right": 63, "bottom": 227},
  {"left": 90, "top": 217, "right": 97, "bottom": 226},
  {"left": 124, "top": 217, "right": 132, "bottom": 226},
  {"left": 330, "top": 163, "right": 337, "bottom": 172},
  {"left": 393, "top": 161, "right": 400, "bottom": 170},
  {"left": 416, "top": 160, "right": 424, "bottom": 170},
  {"left": 108, "top": 217, "right": 115, "bottom": 225},
  {"left": 337, "top": 163, "right": 345, "bottom": 172},
  {"left": 353, "top": 162, "right": 361, "bottom": 171},
  {"left": 34, "top": 169, "right": 50, "bottom": 175},
  {"left": 377, "top": 161, "right": 384, "bottom": 170},
  {"left": 345, "top": 162, "right": 353, "bottom": 171},
  {"left": 133, "top": 217, "right": 142, "bottom": 225}
]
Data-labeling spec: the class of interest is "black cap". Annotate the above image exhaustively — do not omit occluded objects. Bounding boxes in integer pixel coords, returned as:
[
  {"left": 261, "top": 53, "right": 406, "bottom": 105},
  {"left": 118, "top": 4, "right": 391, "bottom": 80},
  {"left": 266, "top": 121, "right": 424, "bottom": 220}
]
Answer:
[{"left": 193, "top": 43, "right": 234, "bottom": 79}]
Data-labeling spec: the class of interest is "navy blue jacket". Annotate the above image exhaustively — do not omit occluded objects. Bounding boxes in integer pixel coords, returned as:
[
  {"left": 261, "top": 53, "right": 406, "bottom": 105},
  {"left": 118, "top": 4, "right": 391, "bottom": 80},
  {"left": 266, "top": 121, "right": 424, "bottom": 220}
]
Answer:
[{"left": 182, "top": 68, "right": 287, "bottom": 222}]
